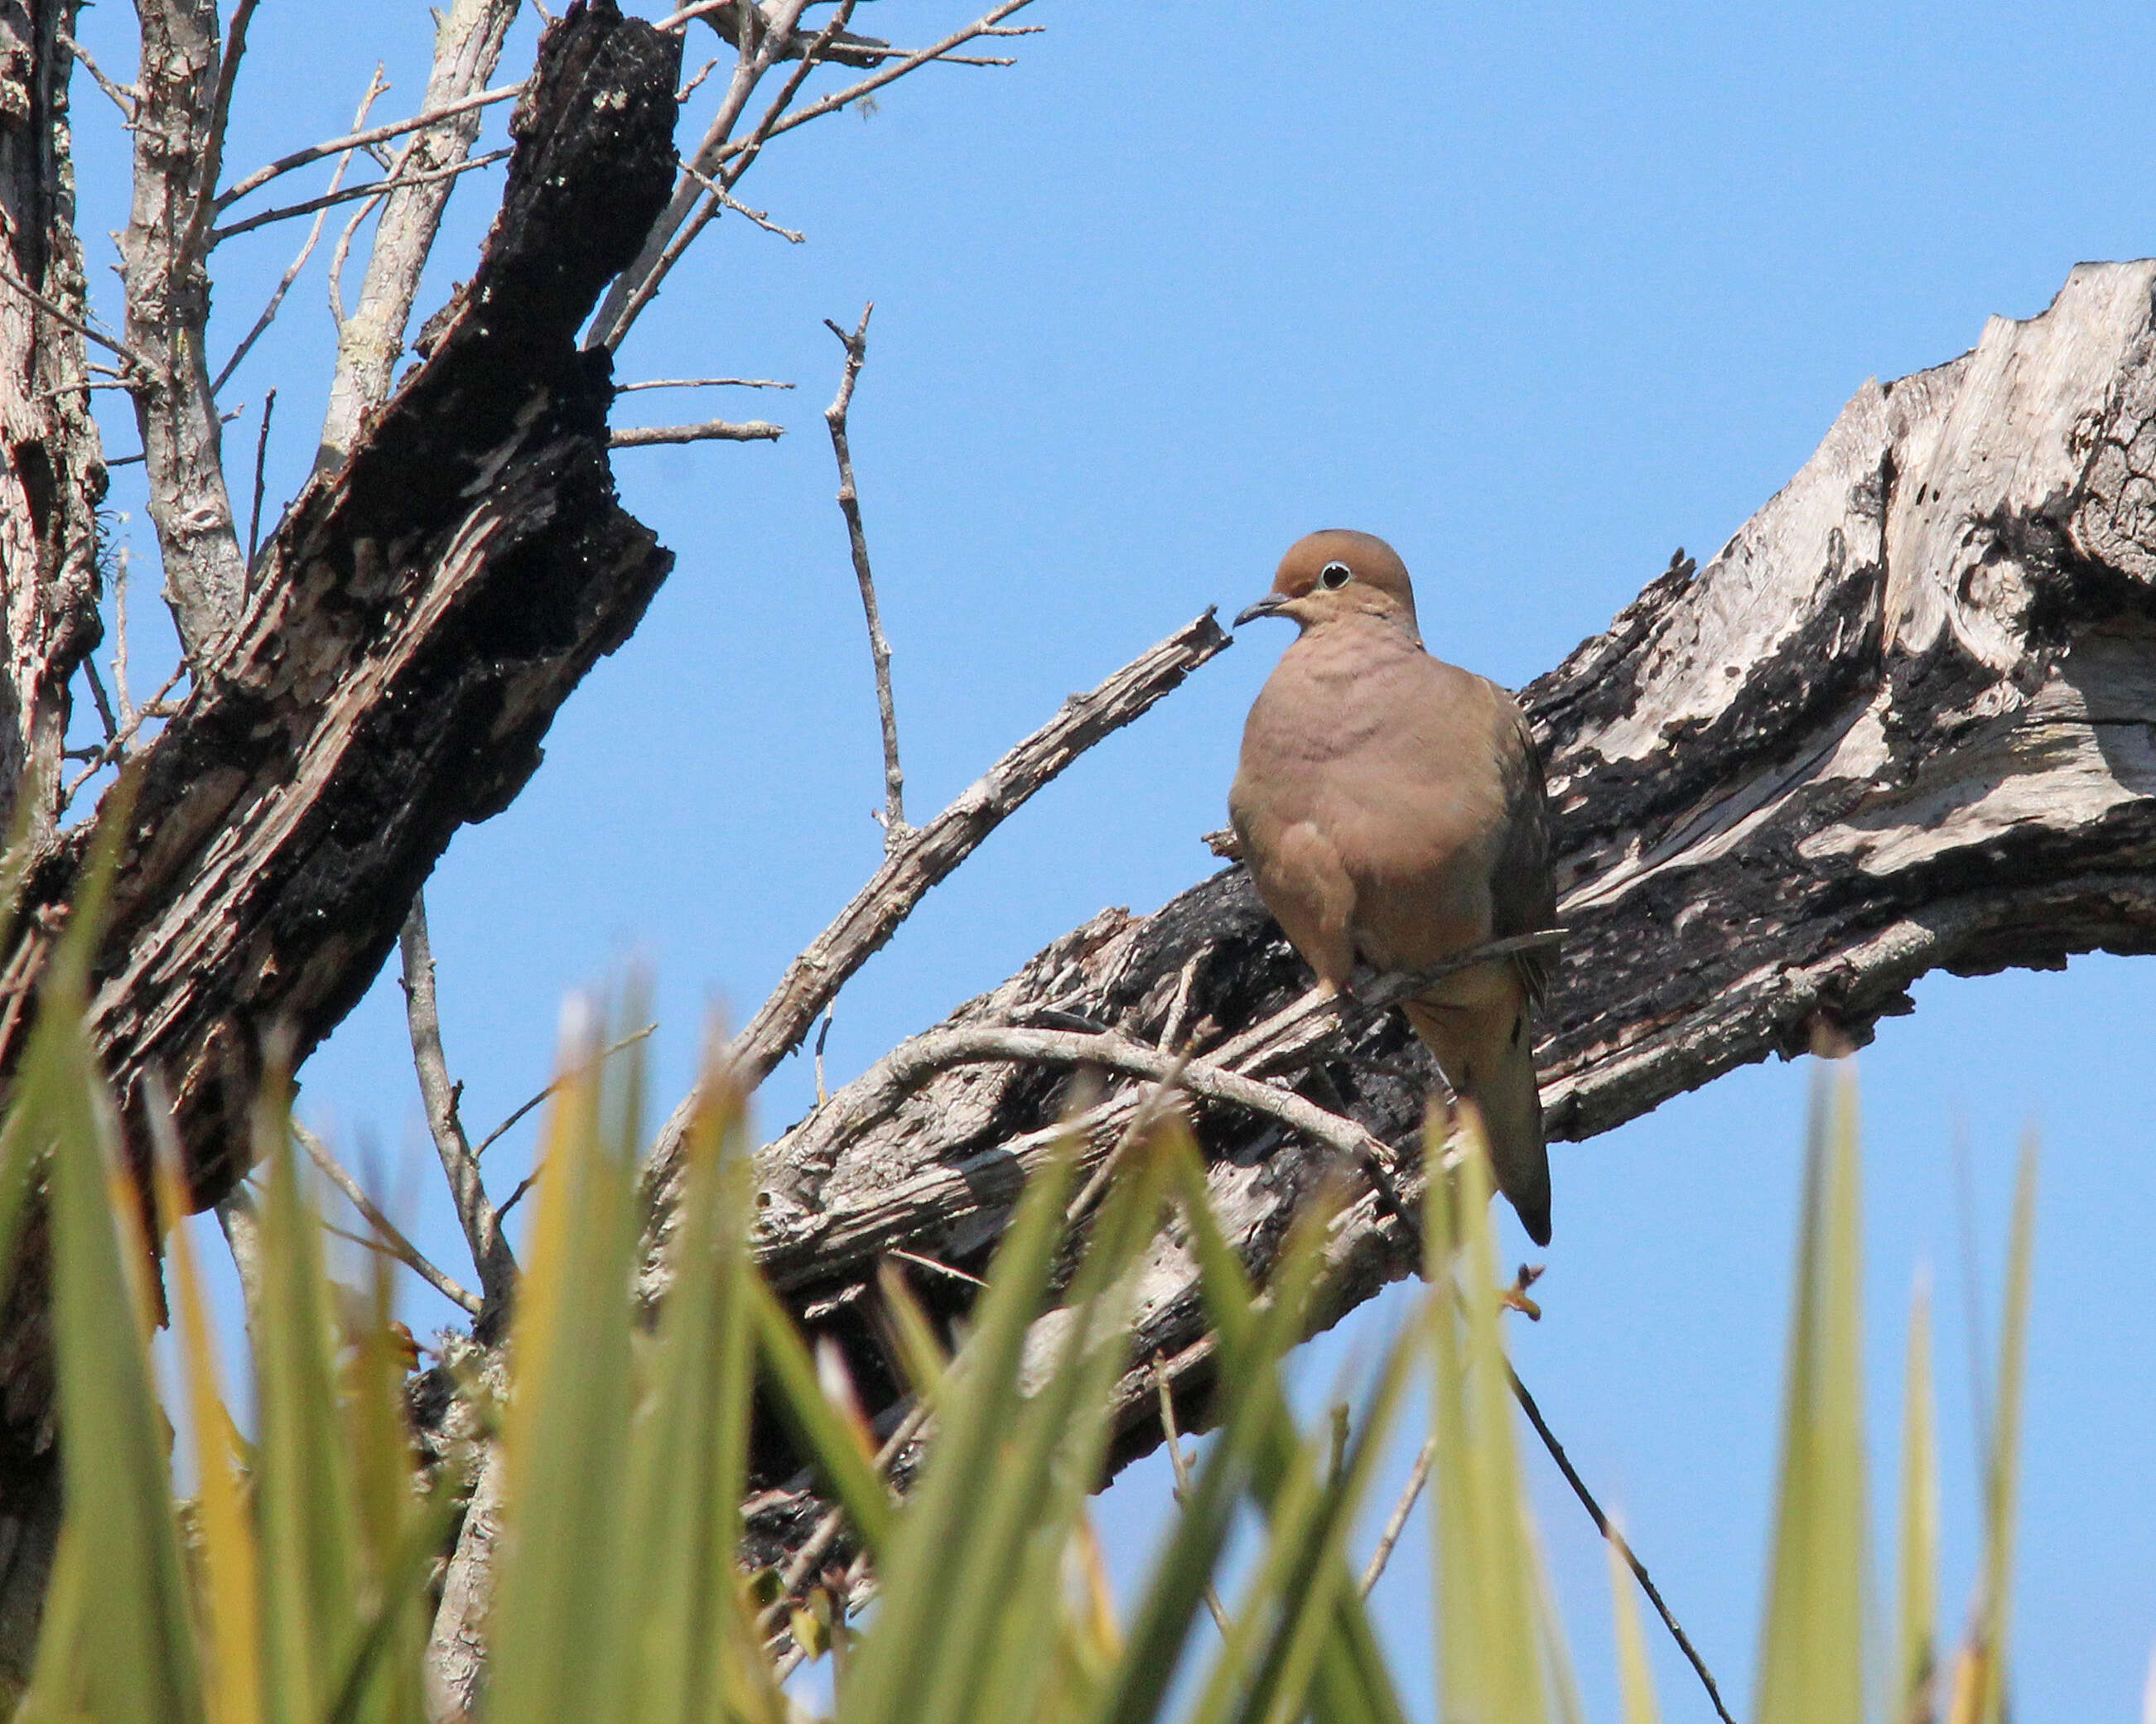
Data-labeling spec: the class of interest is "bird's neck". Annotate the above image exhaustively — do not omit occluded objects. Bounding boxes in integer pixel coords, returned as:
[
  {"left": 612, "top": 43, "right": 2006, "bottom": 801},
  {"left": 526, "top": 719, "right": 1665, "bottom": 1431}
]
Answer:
[{"left": 1290, "top": 611, "right": 1425, "bottom": 669}]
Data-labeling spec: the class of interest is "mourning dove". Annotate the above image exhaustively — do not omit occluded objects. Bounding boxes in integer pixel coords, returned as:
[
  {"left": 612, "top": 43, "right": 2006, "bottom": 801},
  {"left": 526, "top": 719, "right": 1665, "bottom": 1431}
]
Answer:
[{"left": 1228, "top": 530, "right": 1559, "bottom": 1244}]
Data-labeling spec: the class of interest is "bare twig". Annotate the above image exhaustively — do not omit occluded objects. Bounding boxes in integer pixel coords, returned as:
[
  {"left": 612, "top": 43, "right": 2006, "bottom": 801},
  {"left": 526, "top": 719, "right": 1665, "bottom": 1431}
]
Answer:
[
  {"left": 214, "top": 82, "right": 526, "bottom": 212},
  {"left": 210, "top": 149, "right": 509, "bottom": 246},
  {"left": 60, "top": 662, "right": 191, "bottom": 808},
  {"left": 677, "top": 56, "right": 721, "bottom": 102},
  {"left": 824, "top": 305, "right": 907, "bottom": 843},
  {"left": 609, "top": 418, "right": 784, "bottom": 446},
  {"left": 654, "top": 0, "right": 739, "bottom": 31},
  {"left": 690, "top": 171, "right": 804, "bottom": 243},
  {"left": 494, "top": 1165, "right": 540, "bottom": 1222},
  {"left": 292, "top": 1118, "right": 483, "bottom": 1317},
  {"left": 246, "top": 388, "right": 275, "bottom": 568},
  {"left": 1507, "top": 1365, "right": 1737, "bottom": 1724},
  {"left": 213, "top": 1188, "right": 266, "bottom": 1344},
  {"left": 319, "top": 0, "right": 523, "bottom": 470},
  {"left": 640, "top": 608, "right": 1233, "bottom": 1210},
  {"left": 586, "top": 0, "right": 818, "bottom": 347},
  {"left": 400, "top": 893, "right": 519, "bottom": 1311},
  {"left": 757, "top": 1400, "right": 931, "bottom": 1648},
  {"left": 885, "top": 1247, "right": 985, "bottom": 1289},
  {"left": 325, "top": 193, "right": 379, "bottom": 332},
  {"left": 183, "top": 0, "right": 262, "bottom": 263},
  {"left": 0, "top": 264, "right": 147, "bottom": 369},
  {"left": 472, "top": 1022, "right": 658, "bottom": 1158},
  {"left": 1359, "top": 1437, "right": 1435, "bottom": 1596},
  {"left": 618, "top": 375, "right": 793, "bottom": 392},
  {"left": 81, "top": 656, "right": 118, "bottom": 745},
  {"left": 710, "top": 2, "right": 1038, "bottom": 161},
  {"left": 1156, "top": 1358, "right": 1230, "bottom": 1633},
  {"left": 813, "top": 1007, "right": 835, "bottom": 1107},
  {"left": 742, "top": 614, "right": 1227, "bottom": 1086},
  {"left": 213, "top": 65, "right": 390, "bottom": 398},
  {"left": 112, "top": 547, "right": 135, "bottom": 730},
  {"left": 55, "top": 28, "right": 137, "bottom": 119}
]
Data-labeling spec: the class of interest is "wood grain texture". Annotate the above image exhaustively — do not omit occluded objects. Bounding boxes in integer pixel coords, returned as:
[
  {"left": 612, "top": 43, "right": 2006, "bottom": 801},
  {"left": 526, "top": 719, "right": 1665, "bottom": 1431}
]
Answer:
[{"left": 735, "top": 261, "right": 2156, "bottom": 1556}]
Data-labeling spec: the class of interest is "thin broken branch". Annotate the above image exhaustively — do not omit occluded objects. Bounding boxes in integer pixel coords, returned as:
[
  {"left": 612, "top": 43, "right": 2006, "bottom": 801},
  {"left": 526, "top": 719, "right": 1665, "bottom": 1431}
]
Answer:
[
  {"left": 823, "top": 305, "right": 907, "bottom": 843},
  {"left": 1508, "top": 1366, "right": 1738, "bottom": 1724},
  {"left": 213, "top": 81, "right": 526, "bottom": 213},
  {"left": 210, "top": 148, "right": 509, "bottom": 246},
  {"left": 472, "top": 1022, "right": 658, "bottom": 1158},
  {"left": 1358, "top": 1436, "right": 1433, "bottom": 1596},
  {"left": 585, "top": 0, "right": 815, "bottom": 347},
  {"left": 121, "top": 0, "right": 249, "bottom": 657},
  {"left": 210, "top": 65, "right": 389, "bottom": 398},
  {"left": 610, "top": 417, "right": 783, "bottom": 446},
  {"left": 709, "top": 1, "right": 1037, "bottom": 160},
  {"left": 293, "top": 1119, "right": 482, "bottom": 1317},
  {"left": 617, "top": 375, "right": 792, "bottom": 392},
  {"left": 400, "top": 893, "right": 518, "bottom": 1312},
  {"left": 639, "top": 606, "right": 1233, "bottom": 1251}
]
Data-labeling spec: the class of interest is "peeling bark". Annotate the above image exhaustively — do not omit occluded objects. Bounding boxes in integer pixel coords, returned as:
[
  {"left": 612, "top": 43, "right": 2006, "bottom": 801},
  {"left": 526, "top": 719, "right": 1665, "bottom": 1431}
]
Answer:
[{"left": 732, "top": 260, "right": 2156, "bottom": 1553}]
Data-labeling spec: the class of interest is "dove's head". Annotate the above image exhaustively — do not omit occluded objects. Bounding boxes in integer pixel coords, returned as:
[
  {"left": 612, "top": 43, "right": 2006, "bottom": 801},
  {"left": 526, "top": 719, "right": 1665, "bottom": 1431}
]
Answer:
[{"left": 1233, "top": 530, "right": 1421, "bottom": 639}]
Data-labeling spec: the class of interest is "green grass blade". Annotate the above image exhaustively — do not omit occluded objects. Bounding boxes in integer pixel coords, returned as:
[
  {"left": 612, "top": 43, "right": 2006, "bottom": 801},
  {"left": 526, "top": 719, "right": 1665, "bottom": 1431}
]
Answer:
[
  {"left": 1607, "top": 1519, "right": 1663, "bottom": 1724},
  {"left": 1426, "top": 1105, "right": 1564, "bottom": 1724},
  {"left": 831, "top": 1141, "right": 1080, "bottom": 1724},
  {"left": 483, "top": 1014, "right": 640, "bottom": 1724},
  {"left": 253, "top": 1081, "right": 363, "bottom": 1724},
  {"left": 154, "top": 1125, "right": 263, "bottom": 1724},
  {"left": 926, "top": 1142, "right": 1181, "bottom": 1724},
  {"left": 619, "top": 1075, "right": 782, "bottom": 1724},
  {"left": 1961, "top": 1132, "right": 2036, "bottom": 1724},
  {"left": 1754, "top": 1065, "right": 1868, "bottom": 1724},
  {"left": 40, "top": 966, "right": 205, "bottom": 1723},
  {"left": 1893, "top": 1278, "right": 1938, "bottom": 1724}
]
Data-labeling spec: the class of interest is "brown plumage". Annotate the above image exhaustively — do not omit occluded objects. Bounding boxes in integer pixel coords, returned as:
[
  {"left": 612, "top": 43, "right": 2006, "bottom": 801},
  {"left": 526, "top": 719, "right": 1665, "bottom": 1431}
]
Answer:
[{"left": 1228, "top": 529, "right": 1559, "bottom": 1244}]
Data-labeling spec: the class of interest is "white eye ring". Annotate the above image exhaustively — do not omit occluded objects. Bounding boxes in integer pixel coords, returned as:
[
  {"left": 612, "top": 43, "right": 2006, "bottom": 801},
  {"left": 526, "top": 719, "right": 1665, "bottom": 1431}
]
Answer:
[{"left": 1317, "top": 561, "right": 1352, "bottom": 590}]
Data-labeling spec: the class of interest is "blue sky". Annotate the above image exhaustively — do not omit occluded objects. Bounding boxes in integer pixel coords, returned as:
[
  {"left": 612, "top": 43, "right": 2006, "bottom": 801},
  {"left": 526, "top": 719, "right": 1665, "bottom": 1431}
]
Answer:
[{"left": 65, "top": 2, "right": 2156, "bottom": 1717}]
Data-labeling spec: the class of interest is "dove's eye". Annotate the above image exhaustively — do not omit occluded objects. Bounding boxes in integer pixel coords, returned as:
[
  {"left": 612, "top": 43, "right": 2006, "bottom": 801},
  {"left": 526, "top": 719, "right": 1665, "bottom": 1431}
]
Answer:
[{"left": 1318, "top": 561, "right": 1352, "bottom": 590}]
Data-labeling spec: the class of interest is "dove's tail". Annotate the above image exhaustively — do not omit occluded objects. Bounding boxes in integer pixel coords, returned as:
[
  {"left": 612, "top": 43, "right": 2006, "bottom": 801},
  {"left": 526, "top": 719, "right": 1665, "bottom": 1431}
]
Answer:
[{"left": 1404, "top": 984, "right": 1551, "bottom": 1247}]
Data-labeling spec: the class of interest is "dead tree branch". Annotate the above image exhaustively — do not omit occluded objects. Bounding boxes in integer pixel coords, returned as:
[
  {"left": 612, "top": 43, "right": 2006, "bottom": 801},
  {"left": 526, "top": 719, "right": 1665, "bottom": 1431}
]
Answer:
[
  {"left": 707, "top": 260, "right": 2156, "bottom": 1577},
  {"left": 210, "top": 149, "right": 510, "bottom": 248},
  {"left": 0, "top": 2, "right": 107, "bottom": 856},
  {"left": 822, "top": 304, "right": 907, "bottom": 843}
]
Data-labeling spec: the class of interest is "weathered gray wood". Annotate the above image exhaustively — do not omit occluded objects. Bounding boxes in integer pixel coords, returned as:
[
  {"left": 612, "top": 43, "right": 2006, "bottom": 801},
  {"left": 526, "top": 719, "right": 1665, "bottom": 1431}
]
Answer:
[{"left": 736, "top": 261, "right": 2156, "bottom": 1551}]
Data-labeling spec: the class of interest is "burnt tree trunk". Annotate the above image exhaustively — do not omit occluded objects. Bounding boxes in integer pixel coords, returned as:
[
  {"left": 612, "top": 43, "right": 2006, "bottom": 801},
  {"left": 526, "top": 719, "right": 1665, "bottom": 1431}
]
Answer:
[
  {"left": 0, "top": 0, "right": 104, "bottom": 1677},
  {"left": 0, "top": 1, "right": 681, "bottom": 1684},
  {"left": 731, "top": 259, "right": 2156, "bottom": 1561}
]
